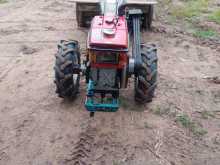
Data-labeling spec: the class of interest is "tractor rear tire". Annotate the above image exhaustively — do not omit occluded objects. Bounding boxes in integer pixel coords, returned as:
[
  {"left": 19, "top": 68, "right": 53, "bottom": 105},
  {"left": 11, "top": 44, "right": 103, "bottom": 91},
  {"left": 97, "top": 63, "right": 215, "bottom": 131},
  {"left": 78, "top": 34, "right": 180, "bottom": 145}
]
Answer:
[
  {"left": 135, "top": 44, "right": 158, "bottom": 103},
  {"left": 54, "top": 40, "right": 81, "bottom": 98}
]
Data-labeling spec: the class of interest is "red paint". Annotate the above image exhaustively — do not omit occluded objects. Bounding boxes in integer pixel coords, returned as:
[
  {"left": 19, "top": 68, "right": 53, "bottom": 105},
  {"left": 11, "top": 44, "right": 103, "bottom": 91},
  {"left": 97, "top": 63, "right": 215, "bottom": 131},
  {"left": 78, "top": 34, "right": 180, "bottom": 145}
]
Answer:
[{"left": 89, "top": 16, "right": 128, "bottom": 49}]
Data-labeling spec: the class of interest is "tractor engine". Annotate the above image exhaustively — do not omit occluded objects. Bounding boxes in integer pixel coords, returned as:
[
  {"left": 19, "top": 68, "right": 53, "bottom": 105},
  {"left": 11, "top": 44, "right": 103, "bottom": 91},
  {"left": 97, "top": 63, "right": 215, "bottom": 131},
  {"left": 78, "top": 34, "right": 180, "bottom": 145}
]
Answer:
[
  {"left": 89, "top": 51, "right": 120, "bottom": 90},
  {"left": 85, "top": 15, "right": 129, "bottom": 112}
]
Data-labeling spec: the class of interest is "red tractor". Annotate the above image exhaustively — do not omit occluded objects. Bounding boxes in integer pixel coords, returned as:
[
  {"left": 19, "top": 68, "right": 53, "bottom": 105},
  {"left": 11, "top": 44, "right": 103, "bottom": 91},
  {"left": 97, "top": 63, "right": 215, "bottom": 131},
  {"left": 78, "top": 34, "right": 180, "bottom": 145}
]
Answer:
[{"left": 54, "top": 0, "right": 158, "bottom": 116}]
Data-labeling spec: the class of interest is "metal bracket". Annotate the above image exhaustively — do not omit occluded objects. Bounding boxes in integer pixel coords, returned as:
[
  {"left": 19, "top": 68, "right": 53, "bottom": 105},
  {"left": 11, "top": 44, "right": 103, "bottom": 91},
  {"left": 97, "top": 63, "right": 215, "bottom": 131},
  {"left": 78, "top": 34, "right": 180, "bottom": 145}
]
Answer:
[{"left": 85, "top": 80, "right": 119, "bottom": 112}]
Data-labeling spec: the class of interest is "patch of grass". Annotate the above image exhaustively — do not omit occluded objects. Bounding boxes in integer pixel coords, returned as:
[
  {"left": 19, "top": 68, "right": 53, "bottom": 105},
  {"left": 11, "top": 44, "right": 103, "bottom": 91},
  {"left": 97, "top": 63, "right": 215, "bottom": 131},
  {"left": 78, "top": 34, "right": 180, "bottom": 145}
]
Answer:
[
  {"left": 119, "top": 96, "right": 144, "bottom": 111},
  {"left": 0, "top": 0, "right": 7, "bottom": 4},
  {"left": 113, "top": 161, "right": 120, "bottom": 165},
  {"left": 144, "top": 121, "right": 153, "bottom": 129},
  {"left": 151, "top": 104, "right": 208, "bottom": 137},
  {"left": 193, "top": 127, "right": 208, "bottom": 136},
  {"left": 176, "top": 114, "right": 192, "bottom": 128},
  {"left": 171, "top": 0, "right": 209, "bottom": 20},
  {"left": 176, "top": 114, "right": 207, "bottom": 136},
  {"left": 193, "top": 29, "right": 218, "bottom": 39},
  {"left": 208, "top": 9, "right": 220, "bottom": 24},
  {"left": 201, "top": 111, "right": 215, "bottom": 119},
  {"left": 152, "top": 105, "right": 171, "bottom": 116},
  {"left": 119, "top": 97, "right": 129, "bottom": 109}
]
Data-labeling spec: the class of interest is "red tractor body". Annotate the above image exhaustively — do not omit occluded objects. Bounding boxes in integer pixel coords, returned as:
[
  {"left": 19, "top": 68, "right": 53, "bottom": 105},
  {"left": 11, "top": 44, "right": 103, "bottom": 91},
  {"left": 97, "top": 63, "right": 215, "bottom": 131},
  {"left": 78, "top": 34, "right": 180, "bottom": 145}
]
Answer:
[
  {"left": 88, "top": 15, "right": 128, "bottom": 69},
  {"left": 89, "top": 16, "right": 128, "bottom": 49}
]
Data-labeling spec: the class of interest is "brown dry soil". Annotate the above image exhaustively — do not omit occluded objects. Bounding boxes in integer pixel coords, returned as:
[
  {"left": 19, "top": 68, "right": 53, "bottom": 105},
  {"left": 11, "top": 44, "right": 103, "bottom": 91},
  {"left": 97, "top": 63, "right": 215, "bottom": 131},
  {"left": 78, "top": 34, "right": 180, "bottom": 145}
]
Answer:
[{"left": 0, "top": 0, "right": 220, "bottom": 165}]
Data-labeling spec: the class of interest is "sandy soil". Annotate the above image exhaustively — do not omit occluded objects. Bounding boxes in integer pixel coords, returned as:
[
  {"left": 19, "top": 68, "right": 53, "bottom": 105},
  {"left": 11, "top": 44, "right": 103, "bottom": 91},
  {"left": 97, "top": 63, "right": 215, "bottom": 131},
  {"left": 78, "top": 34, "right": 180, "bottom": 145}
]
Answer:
[{"left": 0, "top": 0, "right": 220, "bottom": 165}]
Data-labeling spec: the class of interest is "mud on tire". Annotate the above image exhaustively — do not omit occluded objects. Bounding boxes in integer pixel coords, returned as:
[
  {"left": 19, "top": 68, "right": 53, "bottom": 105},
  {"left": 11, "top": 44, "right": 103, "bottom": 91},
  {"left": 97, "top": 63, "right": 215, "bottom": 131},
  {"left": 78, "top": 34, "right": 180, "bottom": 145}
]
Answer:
[
  {"left": 135, "top": 44, "right": 158, "bottom": 103},
  {"left": 54, "top": 40, "right": 81, "bottom": 98}
]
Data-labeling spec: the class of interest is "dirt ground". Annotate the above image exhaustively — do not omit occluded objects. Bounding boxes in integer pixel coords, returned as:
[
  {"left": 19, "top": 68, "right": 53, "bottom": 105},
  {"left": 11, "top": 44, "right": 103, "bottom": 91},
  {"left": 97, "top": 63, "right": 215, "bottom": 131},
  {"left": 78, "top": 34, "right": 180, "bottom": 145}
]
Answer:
[{"left": 0, "top": 0, "right": 220, "bottom": 165}]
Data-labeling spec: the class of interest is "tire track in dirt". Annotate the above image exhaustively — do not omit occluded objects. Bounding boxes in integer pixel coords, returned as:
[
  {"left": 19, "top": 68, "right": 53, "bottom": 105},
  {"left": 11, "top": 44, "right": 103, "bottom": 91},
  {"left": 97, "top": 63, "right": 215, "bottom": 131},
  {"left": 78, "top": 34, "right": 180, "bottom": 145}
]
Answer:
[
  {"left": 0, "top": 59, "right": 21, "bottom": 83},
  {"left": 64, "top": 119, "right": 97, "bottom": 165},
  {"left": 63, "top": 115, "right": 121, "bottom": 165}
]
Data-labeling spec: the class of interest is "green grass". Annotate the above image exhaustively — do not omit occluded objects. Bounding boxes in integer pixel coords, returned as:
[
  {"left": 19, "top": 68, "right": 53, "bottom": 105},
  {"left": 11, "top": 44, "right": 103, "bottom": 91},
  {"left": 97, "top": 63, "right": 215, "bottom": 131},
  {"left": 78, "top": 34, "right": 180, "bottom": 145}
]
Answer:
[
  {"left": 176, "top": 114, "right": 193, "bottom": 128},
  {"left": 119, "top": 97, "right": 129, "bottom": 109},
  {"left": 113, "top": 161, "right": 121, "bottom": 165},
  {"left": 194, "top": 127, "right": 208, "bottom": 136},
  {"left": 0, "top": 0, "right": 7, "bottom": 4},
  {"left": 150, "top": 105, "right": 208, "bottom": 136},
  {"left": 208, "top": 9, "right": 220, "bottom": 24},
  {"left": 144, "top": 121, "right": 153, "bottom": 129},
  {"left": 171, "top": 0, "right": 209, "bottom": 20},
  {"left": 176, "top": 114, "right": 207, "bottom": 136},
  {"left": 167, "top": 0, "right": 219, "bottom": 40},
  {"left": 151, "top": 105, "right": 171, "bottom": 116},
  {"left": 201, "top": 111, "right": 215, "bottom": 119},
  {"left": 193, "top": 29, "right": 218, "bottom": 39},
  {"left": 119, "top": 96, "right": 145, "bottom": 111}
]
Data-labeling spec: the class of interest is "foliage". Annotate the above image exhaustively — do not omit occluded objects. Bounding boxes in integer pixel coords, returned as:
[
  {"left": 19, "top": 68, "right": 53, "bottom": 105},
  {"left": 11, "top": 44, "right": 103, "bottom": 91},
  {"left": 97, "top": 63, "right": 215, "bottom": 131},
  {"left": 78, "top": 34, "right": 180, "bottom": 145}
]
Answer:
[
  {"left": 208, "top": 9, "right": 220, "bottom": 24},
  {"left": 119, "top": 96, "right": 144, "bottom": 111},
  {"left": 193, "top": 29, "right": 218, "bottom": 39},
  {"left": 0, "top": 0, "right": 7, "bottom": 4},
  {"left": 200, "top": 111, "right": 215, "bottom": 119},
  {"left": 119, "top": 96, "right": 129, "bottom": 109},
  {"left": 171, "top": 0, "right": 209, "bottom": 20},
  {"left": 176, "top": 114, "right": 207, "bottom": 136},
  {"left": 151, "top": 105, "right": 171, "bottom": 116}
]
